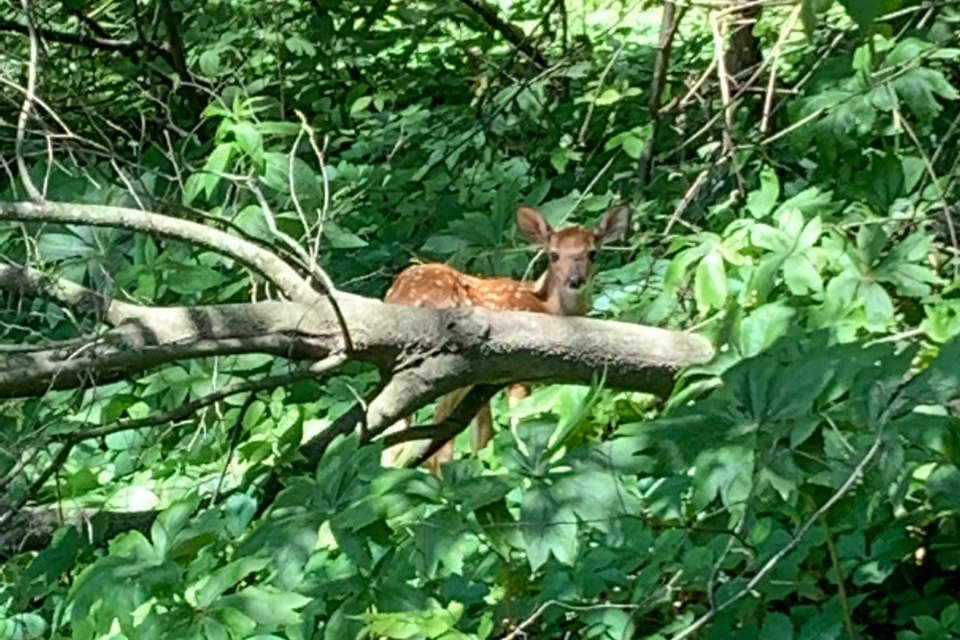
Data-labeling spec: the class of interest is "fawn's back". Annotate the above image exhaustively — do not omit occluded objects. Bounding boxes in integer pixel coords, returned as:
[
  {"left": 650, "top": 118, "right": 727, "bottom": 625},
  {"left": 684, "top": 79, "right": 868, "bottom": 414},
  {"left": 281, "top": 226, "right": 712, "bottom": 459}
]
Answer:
[{"left": 385, "top": 263, "right": 550, "bottom": 313}]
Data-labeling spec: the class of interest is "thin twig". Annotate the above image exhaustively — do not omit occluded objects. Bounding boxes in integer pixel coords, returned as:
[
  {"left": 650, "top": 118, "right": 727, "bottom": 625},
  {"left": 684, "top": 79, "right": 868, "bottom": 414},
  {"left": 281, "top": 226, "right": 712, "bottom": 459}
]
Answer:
[
  {"left": 577, "top": 43, "right": 625, "bottom": 147},
  {"left": 294, "top": 111, "right": 332, "bottom": 270},
  {"left": 761, "top": 5, "right": 802, "bottom": 134},
  {"left": 823, "top": 518, "right": 859, "bottom": 640},
  {"left": 15, "top": 0, "right": 42, "bottom": 200},
  {"left": 709, "top": 12, "right": 734, "bottom": 154},
  {"left": 287, "top": 126, "right": 314, "bottom": 251},
  {"left": 891, "top": 88, "right": 960, "bottom": 254}
]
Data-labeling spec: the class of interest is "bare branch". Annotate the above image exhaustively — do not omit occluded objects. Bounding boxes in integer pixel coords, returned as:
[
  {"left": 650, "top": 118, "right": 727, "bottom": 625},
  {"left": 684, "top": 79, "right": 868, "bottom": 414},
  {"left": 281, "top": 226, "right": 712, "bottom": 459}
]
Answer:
[
  {"left": 637, "top": 0, "right": 686, "bottom": 188},
  {"left": 456, "top": 0, "right": 547, "bottom": 68},
  {"left": 0, "top": 263, "right": 145, "bottom": 326},
  {"left": 0, "top": 201, "right": 322, "bottom": 305}
]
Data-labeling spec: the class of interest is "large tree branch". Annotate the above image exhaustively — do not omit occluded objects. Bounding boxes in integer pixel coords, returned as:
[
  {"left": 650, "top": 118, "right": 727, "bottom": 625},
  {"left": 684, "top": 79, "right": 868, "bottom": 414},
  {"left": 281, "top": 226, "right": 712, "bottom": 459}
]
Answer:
[
  {"left": 0, "top": 264, "right": 146, "bottom": 326},
  {"left": 0, "top": 508, "right": 158, "bottom": 560},
  {"left": 0, "top": 286, "right": 712, "bottom": 401}
]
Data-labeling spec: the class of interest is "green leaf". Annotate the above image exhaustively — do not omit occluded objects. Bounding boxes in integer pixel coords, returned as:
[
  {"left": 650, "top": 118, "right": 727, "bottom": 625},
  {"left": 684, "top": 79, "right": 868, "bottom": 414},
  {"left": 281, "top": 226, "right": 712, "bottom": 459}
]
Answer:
[
  {"left": 213, "top": 587, "right": 311, "bottom": 628},
  {"left": 894, "top": 68, "right": 958, "bottom": 121},
  {"left": 693, "top": 445, "right": 754, "bottom": 511},
  {"left": 166, "top": 265, "right": 224, "bottom": 294},
  {"left": 739, "top": 302, "right": 796, "bottom": 357},
  {"left": 582, "top": 608, "right": 635, "bottom": 640},
  {"left": 863, "top": 282, "right": 894, "bottom": 328},
  {"left": 837, "top": 0, "right": 896, "bottom": 27},
  {"left": 522, "top": 481, "right": 578, "bottom": 570},
  {"left": 231, "top": 121, "right": 263, "bottom": 163},
  {"left": 783, "top": 255, "right": 823, "bottom": 295},
  {"left": 194, "top": 143, "right": 235, "bottom": 201},
  {"left": 922, "top": 301, "right": 960, "bottom": 343},
  {"left": 901, "top": 157, "right": 926, "bottom": 193},
  {"left": 224, "top": 494, "right": 257, "bottom": 537},
  {"left": 322, "top": 221, "right": 368, "bottom": 248},
  {"left": 199, "top": 50, "right": 222, "bottom": 76},
  {"left": 550, "top": 148, "right": 581, "bottom": 173},
  {"left": 751, "top": 223, "right": 790, "bottom": 253},
  {"left": 796, "top": 215, "right": 822, "bottom": 250},
  {"left": 285, "top": 35, "right": 316, "bottom": 57},
  {"left": 257, "top": 121, "right": 302, "bottom": 136},
  {"left": 694, "top": 250, "right": 728, "bottom": 311},
  {"left": 351, "top": 96, "right": 373, "bottom": 115},
  {"left": 151, "top": 493, "right": 200, "bottom": 559},
  {"left": 410, "top": 507, "right": 469, "bottom": 578},
  {"left": 0, "top": 614, "right": 48, "bottom": 640},
  {"left": 621, "top": 135, "right": 645, "bottom": 159},
  {"left": 196, "top": 557, "right": 271, "bottom": 608},
  {"left": 594, "top": 88, "right": 622, "bottom": 105},
  {"left": 746, "top": 166, "right": 781, "bottom": 218}
]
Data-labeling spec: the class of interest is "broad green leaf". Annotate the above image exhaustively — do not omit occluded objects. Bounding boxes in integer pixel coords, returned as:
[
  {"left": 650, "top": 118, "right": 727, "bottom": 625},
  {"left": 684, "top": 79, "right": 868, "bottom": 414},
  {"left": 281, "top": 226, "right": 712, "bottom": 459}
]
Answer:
[
  {"left": 285, "top": 35, "right": 316, "bottom": 57},
  {"left": 213, "top": 587, "right": 311, "bottom": 627},
  {"left": 522, "top": 482, "right": 578, "bottom": 570},
  {"left": 750, "top": 224, "right": 789, "bottom": 253},
  {"left": 783, "top": 254, "right": 823, "bottom": 295},
  {"left": 594, "top": 88, "right": 622, "bottom": 105},
  {"left": 195, "top": 557, "right": 271, "bottom": 608},
  {"left": 231, "top": 121, "right": 263, "bottom": 163},
  {"left": 351, "top": 96, "right": 373, "bottom": 115},
  {"left": 797, "top": 215, "right": 823, "bottom": 250},
  {"left": 739, "top": 302, "right": 796, "bottom": 357},
  {"left": 322, "top": 220, "right": 368, "bottom": 248},
  {"left": 746, "top": 166, "right": 781, "bottom": 218},
  {"left": 622, "top": 135, "right": 645, "bottom": 159},
  {"left": 838, "top": 0, "right": 898, "bottom": 27},
  {"left": 922, "top": 301, "right": 960, "bottom": 343},
  {"left": 224, "top": 494, "right": 257, "bottom": 537},
  {"left": 151, "top": 493, "right": 200, "bottom": 559},
  {"left": 195, "top": 143, "right": 235, "bottom": 201},
  {"left": 692, "top": 445, "right": 754, "bottom": 511},
  {"left": 0, "top": 614, "right": 48, "bottom": 640},
  {"left": 862, "top": 282, "right": 894, "bottom": 328},
  {"left": 410, "top": 507, "right": 469, "bottom": 578},
  {"left": 199, "top": 50, "right": 221, "bottom": 76},
  {"left": 694, "top": 250, "right": 727, "bottom": 311}
]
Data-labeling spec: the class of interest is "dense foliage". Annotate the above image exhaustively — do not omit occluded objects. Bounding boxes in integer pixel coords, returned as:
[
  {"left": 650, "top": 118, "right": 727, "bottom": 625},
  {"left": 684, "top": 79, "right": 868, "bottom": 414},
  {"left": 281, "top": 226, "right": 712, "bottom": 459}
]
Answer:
[{"left": 1, "top": 0, "right": 960, "bottom": 638}]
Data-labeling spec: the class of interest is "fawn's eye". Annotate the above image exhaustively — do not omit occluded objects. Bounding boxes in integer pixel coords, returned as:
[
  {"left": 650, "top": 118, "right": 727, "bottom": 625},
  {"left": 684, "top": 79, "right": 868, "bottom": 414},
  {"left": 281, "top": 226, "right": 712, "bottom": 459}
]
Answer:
[
  {"left": 587, "top": 250, "right": 597, "bottom": 261},
  {"left": 549, "top": 252, "right": 560, "bottom": 262}
]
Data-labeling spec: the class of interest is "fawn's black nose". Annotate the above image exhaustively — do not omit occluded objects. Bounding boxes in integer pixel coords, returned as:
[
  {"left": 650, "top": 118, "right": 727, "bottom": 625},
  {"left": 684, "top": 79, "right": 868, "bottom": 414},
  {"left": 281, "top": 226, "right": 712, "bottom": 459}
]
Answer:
[{"left": 566, "top": 274, "right": 585, "bottom": 289}]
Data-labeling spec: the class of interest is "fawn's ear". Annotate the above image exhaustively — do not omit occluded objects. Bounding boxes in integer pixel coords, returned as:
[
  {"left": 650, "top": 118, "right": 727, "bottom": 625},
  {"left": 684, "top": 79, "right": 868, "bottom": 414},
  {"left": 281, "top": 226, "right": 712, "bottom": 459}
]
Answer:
[
  {"left": 517, "top": 206, "right": 553, "bottom": 245},
  {"left": 593, "top": 204, "right": 632, "bottom": 245}
]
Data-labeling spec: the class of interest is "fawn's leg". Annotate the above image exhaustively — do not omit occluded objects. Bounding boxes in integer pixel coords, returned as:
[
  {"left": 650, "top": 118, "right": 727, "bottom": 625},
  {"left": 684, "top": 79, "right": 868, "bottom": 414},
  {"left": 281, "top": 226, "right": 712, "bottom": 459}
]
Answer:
[
  {"left": 472, "top": 402, "right": 493, "bottom": 453},
  {"left": 506, "top": 384, "right": 530, "bottom": 427},
  {"left": 381, "top": 417, "right": 412, "bottom": 468},
  {"left": 425, "top": 387, "right": 471, "bottom": 477}
]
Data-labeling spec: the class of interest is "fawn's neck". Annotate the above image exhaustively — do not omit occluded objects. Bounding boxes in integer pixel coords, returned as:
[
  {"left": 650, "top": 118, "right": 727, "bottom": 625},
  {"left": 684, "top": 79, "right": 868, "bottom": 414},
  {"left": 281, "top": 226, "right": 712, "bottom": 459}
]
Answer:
[{"left": 532, "top": 270, "right": 591, "bottom": 316}]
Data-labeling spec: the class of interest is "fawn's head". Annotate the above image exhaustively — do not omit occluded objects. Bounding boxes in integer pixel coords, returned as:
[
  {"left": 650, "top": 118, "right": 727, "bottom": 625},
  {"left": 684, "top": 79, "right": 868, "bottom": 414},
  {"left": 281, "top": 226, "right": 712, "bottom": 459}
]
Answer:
[{"left": 516, "top": 204, "right": 632, "bottom": 314}]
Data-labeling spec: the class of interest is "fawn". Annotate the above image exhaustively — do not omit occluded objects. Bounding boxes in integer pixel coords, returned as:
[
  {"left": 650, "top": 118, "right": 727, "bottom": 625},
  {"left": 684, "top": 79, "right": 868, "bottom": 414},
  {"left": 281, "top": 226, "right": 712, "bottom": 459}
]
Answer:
[{"left": 382, "top": 203, "right": 632, "bottom": 475}]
